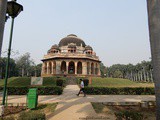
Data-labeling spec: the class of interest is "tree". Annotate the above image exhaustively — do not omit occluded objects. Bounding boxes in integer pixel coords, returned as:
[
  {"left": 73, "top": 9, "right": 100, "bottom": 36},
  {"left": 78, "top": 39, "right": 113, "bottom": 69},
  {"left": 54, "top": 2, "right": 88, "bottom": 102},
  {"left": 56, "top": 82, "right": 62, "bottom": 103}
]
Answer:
[
  {"left": 16, "top": 53, "right": 35, "bottom": 77},
  {"left": 147, "top": 0, "right": 160, "bottom": 119},
  {"left": 0, "top": 57, "right": 17, "bottom": 79},
  {"left": 100, "top": 63, "right": 107, "bottom": 77}
]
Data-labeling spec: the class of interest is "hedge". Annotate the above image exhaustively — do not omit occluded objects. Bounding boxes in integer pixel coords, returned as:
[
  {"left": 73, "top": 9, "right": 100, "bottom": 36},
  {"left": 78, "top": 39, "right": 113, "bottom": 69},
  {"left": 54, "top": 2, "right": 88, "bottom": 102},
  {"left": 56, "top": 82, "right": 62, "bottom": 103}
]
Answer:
[
  {"left": 84, "top": 87, "right": 155, "bottom": 95},
  {"left": 0, "top": 86, "right": 63, "bottom": 95}
]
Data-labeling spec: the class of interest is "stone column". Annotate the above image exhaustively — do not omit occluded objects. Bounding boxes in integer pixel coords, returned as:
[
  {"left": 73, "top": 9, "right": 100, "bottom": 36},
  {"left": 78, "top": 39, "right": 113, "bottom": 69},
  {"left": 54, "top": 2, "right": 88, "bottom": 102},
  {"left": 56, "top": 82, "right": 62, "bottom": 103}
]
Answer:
[
  {"left": 47, "top": 62, "right": 49, "bottom": 74},
  {"left": 41, "top": 63, "right": 45, "bottom": 75},
  {"left": 52, "top": 61, "right": 54, "bottom": 74},
  {"left": 82, "top": 62, "right": 87, "bottom": 75},
  {"left": 89, "top": 62, "right": 91, "bottom": 75},
  {"left": 66, "top": 61, "right": 69, "bottom": 74},
  {"left": 75, "top": 61, "right": 77, "bottom": 74},
  {"left": 98, "top": 63, "right": 101, "bottom": 76},
  {"left": 56, "top": 61, "right": 61, "bottom": 74}
]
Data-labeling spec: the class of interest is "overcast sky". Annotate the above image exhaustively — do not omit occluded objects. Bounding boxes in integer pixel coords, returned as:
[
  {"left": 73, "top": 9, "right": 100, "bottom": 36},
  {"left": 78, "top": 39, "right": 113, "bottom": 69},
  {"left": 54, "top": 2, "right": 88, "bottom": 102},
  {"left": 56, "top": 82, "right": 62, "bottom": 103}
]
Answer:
[{"left": 2, "top": 0, "right": 151, "bottom": 67}]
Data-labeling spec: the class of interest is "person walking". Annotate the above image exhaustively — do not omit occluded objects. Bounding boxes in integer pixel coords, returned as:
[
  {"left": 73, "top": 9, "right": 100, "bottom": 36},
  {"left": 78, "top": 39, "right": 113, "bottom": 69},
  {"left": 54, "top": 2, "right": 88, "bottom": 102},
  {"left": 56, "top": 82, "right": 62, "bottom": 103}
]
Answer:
[{"left": 77, "top": 79, "right": 86, "bottom": 97}]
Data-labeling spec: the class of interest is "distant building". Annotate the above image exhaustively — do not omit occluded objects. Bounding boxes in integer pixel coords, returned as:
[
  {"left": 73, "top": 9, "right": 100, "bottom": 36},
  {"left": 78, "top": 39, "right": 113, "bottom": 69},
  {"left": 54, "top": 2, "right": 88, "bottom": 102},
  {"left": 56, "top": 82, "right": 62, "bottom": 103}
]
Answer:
[{"left": 41, "top": 34, "right": 101, "bottom": 77}]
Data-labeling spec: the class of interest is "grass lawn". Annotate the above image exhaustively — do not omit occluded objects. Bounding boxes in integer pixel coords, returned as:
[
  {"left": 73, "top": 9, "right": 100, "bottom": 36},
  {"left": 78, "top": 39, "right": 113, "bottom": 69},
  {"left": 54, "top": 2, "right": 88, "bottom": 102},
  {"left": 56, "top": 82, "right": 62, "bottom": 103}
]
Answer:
[
  {"left": 0, "top": 77, "right": 18, "bottom": 86},
  {"left": 89, "top": 77, "right": 154, "bottom": 88},
  {"left": 91, "top": 102, "right": 155, "bottom": 120}
]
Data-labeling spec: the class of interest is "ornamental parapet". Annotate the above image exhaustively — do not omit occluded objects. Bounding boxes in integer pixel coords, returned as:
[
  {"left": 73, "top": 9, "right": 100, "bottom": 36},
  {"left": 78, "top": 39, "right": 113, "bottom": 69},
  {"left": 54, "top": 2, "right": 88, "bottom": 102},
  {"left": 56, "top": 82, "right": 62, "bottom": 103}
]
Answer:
[{"left": 43, "top": 53, "right": 99, "bottom": 61}]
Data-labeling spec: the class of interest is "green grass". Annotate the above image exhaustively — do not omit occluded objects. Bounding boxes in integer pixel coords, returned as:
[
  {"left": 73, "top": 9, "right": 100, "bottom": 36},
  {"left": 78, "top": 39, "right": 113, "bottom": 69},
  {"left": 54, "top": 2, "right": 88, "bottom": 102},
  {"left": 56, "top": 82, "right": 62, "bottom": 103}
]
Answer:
[
  {"left": 89, "top": 77, "right": 154, "bottom": 88},
  {"left": 0, "top": 77, "right": 19, "bottom": 86},
  {"left": 8, "top": 77, "right": 31, "bottom": 87}
]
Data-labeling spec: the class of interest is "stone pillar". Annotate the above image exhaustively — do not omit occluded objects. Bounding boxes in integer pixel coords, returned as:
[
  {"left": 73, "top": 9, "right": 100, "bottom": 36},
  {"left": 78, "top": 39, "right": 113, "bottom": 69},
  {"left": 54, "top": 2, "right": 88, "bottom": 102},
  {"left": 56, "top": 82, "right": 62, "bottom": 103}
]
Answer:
[
  {"left": 89, "top": 62, "right": 91, "bottom": 75},
  {"left": 52, "top": 61, "right": 54, "bottom": 74},
  {"left": 82, "top": 62, "right": 87, "bottom": 75},
  {"left": 41, "top": 63, "right": 45, "bottom": 75},
  {"left": 75, "top": 61, "right": 77, "bottom": 74},
  {"left": 47, "top": 62, "right": 49, "bottom": 74},
  {"left": 66, "top": 61, "right": 69, "bottom": 74},
  {"left": 56, "top": 61, "right": 61, "bottom": 74},
  {"left": 98, "top": 63, "right": 101, "bottom": 76}
]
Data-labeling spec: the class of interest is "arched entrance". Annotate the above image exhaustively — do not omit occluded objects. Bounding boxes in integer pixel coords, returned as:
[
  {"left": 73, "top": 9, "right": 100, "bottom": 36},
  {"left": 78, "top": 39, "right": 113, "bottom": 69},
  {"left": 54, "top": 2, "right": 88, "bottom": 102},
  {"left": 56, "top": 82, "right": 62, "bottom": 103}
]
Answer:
[
  {"left": 77, "top": 61, "right": 82, "bottom": 74},
  {"left": 87, "top": 62, "right": 90, "bottom": 75},
  {"left": 68, "top": 61, "right": 75, "bottom": 74},
  {"left": 61, "top": 61, "right": 66, "bottom": 74}
]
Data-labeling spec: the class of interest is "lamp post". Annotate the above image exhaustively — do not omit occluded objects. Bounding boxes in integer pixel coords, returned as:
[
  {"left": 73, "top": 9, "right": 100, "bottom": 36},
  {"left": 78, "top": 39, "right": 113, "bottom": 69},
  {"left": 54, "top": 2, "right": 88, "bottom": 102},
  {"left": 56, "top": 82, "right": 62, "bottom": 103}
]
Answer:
[{"left": 2, "top": 0, "right": 23, "bottom": 106}]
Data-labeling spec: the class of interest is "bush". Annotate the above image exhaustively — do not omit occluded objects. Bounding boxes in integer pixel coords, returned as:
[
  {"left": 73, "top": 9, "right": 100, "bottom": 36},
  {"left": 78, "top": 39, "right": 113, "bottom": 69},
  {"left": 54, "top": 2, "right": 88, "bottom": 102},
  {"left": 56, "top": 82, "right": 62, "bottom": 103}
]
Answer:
[
  {"left": 0, "top": 86, "right": 63, "bottom": 95},
  {"left": 83, "top": 79, "right": 89, "bottom": 86},
  {"left": 18, "top": 111, "right": 46, "bottom": 120},
  {"left": 56, "top": 79, "right": 64, "bottom": 86},
  {"left": 115, "top": 111, "right": 143, "bottom": 120},
  {"left": 84, "top": 87, "right": 155, "bottom": 95},
  {"left": 43, "top": 77, "right": 57, "bottom": 86}
]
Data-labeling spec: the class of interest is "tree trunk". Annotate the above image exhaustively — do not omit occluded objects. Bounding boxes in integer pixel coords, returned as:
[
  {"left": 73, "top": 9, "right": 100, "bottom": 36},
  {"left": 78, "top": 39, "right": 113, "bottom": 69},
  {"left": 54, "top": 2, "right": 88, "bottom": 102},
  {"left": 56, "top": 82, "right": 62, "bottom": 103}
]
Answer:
[
  {"left": 0, "top": 0, "right": 7, "bottom": 57},
  {"left": 22, "top": 68, "right": 24, "bottom": 77},
  {"left": 147, "top": 0, "right": 160, "bottom": 119}
]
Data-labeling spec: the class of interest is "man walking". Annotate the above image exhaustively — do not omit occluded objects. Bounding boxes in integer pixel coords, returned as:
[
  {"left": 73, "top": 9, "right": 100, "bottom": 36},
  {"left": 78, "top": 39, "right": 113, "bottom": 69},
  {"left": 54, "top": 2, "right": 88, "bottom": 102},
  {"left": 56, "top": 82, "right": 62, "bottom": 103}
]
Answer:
[{"left": 77, "top": 79, "right": 86, "bottom": 97}]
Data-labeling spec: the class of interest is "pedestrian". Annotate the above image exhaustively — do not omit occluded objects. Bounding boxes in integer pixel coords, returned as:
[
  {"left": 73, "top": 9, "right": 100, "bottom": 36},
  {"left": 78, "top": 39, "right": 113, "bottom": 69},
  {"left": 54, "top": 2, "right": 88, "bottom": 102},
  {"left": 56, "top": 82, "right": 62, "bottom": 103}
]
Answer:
[{"left": 77, "top": 79, "right": 86, "bottom": 97}]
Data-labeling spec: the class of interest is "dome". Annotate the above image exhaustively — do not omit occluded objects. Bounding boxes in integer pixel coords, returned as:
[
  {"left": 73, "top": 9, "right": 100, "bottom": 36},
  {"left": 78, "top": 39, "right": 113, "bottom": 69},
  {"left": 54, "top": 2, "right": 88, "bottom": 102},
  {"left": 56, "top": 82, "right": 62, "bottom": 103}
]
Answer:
[
  {"left": 68, "top": 43, "right": 76, "bottom": 48},
  {"left": 85, "top": 45, "right": 93, "bottom": 50},
  {"left": 51, "top": 44, "right": 59, "bottom": 49},
  {"left": 59, "top": 34, "right": 86, "bottom": 47}
]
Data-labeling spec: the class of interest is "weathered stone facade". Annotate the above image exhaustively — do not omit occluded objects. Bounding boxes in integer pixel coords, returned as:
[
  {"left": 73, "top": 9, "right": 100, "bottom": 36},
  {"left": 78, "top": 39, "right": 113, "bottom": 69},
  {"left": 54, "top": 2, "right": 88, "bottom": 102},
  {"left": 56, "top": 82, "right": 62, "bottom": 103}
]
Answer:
[{"left": 41, "top": 34, "right": 101, "bottom": 77}]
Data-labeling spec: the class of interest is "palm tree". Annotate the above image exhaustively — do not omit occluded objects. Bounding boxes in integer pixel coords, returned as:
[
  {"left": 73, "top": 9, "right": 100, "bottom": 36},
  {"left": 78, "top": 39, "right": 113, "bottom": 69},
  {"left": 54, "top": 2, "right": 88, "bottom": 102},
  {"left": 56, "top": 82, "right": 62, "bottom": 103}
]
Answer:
[
  {"left": 0, "top": 0, "right": 7, "bottom": 56},
  {"left": 147, "top": 0, "right": 160, "bottom": 119}
]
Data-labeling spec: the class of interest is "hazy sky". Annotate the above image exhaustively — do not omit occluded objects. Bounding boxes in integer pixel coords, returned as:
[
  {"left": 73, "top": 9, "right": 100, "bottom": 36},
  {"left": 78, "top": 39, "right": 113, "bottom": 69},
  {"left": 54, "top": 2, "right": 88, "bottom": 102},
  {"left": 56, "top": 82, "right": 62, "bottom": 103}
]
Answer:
[{"left": 2, "top": 0, "right": 151, "bottom": 67}]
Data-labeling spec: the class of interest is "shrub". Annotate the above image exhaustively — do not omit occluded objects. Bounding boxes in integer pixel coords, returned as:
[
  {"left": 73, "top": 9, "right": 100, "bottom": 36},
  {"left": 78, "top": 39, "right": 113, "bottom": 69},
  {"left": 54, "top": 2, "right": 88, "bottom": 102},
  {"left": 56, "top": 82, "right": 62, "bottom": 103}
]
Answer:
[
  {"left": 0, "top": 86, "right": 63, "bottom": 95},
  {"left": 84, "top": 87, "right": 155, "bottom": 95},
  {"left": 56, "top": 79, "right": 64, "bottom": 86},
  {"left": 18, "top": 111, "right": 46, "bottom": 120},
  {"left": 83, "top": 79, "right": 89, "bottom": 86},
  {"left": 43, "top": 77, "right": 56, "bottom": 86},
  {"left": 115, "top": 111, "right": 143, "bottom": 120}
]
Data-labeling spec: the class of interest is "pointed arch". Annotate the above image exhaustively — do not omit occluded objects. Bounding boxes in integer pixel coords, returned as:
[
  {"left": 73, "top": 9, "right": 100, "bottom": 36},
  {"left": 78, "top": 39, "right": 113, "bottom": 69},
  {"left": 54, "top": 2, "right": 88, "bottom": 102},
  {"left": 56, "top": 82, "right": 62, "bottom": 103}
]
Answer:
[
  {"left": 68, "top": 61, "right": 75, "bottom": 74},
  {"left": 77, "top": 61, "right": 82, "bottom": 74},
  {"left": 61, "top": 61, "right": 66, "bottom": 73}
]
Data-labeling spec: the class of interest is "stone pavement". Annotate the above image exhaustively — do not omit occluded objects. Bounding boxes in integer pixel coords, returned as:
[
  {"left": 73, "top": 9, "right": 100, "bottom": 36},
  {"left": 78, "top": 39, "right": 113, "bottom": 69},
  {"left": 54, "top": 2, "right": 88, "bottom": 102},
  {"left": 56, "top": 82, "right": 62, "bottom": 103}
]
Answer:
[{"left": 0, "top": 85, "right": 156, "bottom": 120}]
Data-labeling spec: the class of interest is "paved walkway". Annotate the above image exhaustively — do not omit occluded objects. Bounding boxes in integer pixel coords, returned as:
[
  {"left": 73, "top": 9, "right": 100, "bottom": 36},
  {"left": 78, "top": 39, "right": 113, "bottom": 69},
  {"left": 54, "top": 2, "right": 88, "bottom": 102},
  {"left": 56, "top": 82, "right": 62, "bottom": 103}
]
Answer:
[{"left": 0, "top": 85, "right": 156, "bottom": 120}]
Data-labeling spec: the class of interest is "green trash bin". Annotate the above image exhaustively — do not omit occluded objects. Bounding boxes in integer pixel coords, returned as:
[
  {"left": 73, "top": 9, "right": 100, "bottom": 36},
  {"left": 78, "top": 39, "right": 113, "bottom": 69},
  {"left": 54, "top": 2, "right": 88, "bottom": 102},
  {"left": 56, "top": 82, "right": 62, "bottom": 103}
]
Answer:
[{"left": 27, "top": 88, "right": 38, "bottom": 109}]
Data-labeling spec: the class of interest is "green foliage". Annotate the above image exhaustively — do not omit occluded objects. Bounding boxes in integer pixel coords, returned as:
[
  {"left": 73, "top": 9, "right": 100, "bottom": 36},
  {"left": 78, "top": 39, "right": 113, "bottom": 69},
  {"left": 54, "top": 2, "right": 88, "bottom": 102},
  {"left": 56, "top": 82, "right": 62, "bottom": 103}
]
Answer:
[
  {"left": 0, "top": 57, "right": 17, "bottom": 79},
  {"left": 115, "top": 111, "right": 144, "bottom": 120},
  {"left": 84, "top": 87, "right": 155, "bottom": 95},
  {"left": 56, "top": 79, "right": 64, "bottom": 87},
  {"left": 0, "top": 86, "right": 63, "bottom": 95},
  {"left": 18, "top": 111, "right": 46, "bottom": 120},
  {"left": 83, "top": 79, "right": 89, "bottom": 86},
  {"left": 43, "top": 77, "right": 57, "bottom": 86}
]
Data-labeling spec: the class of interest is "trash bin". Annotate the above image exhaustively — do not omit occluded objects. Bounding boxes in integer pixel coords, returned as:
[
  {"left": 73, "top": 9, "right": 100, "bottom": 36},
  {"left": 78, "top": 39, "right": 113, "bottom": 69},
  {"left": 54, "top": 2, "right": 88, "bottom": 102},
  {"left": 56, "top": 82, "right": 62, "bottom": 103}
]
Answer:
[{"left": 27, "top": 88, "right": 38, "bottom": 109}]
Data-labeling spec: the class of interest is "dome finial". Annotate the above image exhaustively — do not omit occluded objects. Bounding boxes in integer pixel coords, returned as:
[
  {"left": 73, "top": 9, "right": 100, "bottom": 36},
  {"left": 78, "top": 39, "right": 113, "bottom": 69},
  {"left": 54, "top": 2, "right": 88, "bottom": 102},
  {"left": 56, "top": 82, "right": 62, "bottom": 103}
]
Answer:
[{"left": 67, "top": 34, "right": 77, "bottom": 37}]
